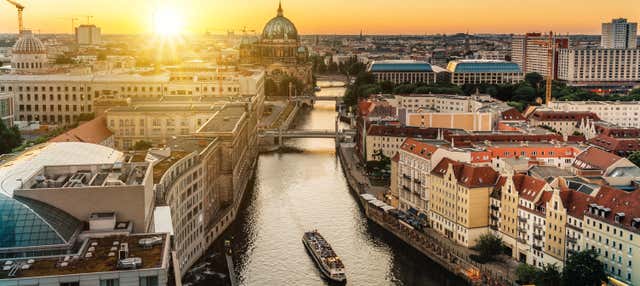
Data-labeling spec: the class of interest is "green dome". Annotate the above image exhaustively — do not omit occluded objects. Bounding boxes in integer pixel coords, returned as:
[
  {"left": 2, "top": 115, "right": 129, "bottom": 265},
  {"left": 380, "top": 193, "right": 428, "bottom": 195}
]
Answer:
[{"left": 261, "top": 3, "right": 298, "bottom": 41}]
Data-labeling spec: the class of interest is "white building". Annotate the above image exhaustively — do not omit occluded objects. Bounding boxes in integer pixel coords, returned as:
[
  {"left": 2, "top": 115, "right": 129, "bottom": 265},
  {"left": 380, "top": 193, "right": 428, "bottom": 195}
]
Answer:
[
  {"left": 76, "top": 25, "right": 102, "bottom": 45},
  {"left": 11, "top": 30, "right": 48, "bottom": 74},
  {"left": 550, "top": 101, "right": 640, "bottom": 128},
  {"left": 557, "top": 48, "right": 640, "bottom": 86},
  {"left": 602, "top": 18, "right": 637, "bottom": 49},
  {"left": 511, "top": 33, "right": 568, "bottom": 77},
  {"left": 446, "top": 59, "right": 523, "bottom": 85}
]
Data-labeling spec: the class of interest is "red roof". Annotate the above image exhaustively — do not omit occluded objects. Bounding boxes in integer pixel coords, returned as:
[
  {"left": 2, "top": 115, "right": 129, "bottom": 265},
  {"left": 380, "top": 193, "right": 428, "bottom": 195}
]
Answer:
[
  {"left": 588, "top": 135, "right": 640, "bottom": 154},
  {"left": 572, "top": 146, "right": 622, "bottom": 171},
  {"left": 559, "top": 189, "right": 593, "bottom": 219},
  {"left": 431, "top": 157, "right": 499, "bottom": 188},
  {"left": 49, "top": 115, "right": 113, "bottom": 145},
  {"left": 588, "top": 186, "right": 640, "bottom": 232},
  {"left": 368, "top": 125, "right": 438, "bottom": 138},
  {"left": 511, "top": 174, "right": 548, "bottom": 201},
  {"left": 529, "top": 111, "right": 600, "bottom": 122},
  {"left": 391, "top": 152, "right": 400, "bottom": 162},
  {"left": 400, "top": 138, "right": 440, "bottom": 160},
  {"left": 501, "top": 108, "right": 526, "bottom": 121}
]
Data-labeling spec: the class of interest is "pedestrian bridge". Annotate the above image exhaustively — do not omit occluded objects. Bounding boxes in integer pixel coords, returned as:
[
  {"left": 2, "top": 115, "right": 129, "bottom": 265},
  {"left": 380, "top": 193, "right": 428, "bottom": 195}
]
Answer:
[{"left": 259, "top": 129, "right": 356, "bottom": 139}]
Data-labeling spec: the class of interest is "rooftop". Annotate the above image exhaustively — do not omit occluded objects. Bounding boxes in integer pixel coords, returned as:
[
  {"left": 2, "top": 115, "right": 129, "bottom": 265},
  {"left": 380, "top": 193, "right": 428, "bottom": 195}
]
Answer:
[
  {"left": 152, "top": 151, "right": 190, "bottom": 184},
  {"left": 49, "top": 115, "right": 113, "bottom": 145},
  {"left": 447, "top": 59, "right": 521, "bottom": 73},
  {"left": 19, "top": 162, "right": 149, "bottom": 191},
  {"left": 198, "top": 105, "right": 246, "bottom": 133},
  {"left": 368, "top": 60, "right": 433, "bottom": 73},
  {"left": 0, "top": 233, "right": 168, "bottom": 279}
]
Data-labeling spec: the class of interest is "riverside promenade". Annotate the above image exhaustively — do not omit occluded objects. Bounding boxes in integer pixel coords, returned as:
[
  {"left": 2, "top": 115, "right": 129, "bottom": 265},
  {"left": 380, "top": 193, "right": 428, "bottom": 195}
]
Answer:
[{"left": 337, "top": 144, "right": 519, "bottom": 286}]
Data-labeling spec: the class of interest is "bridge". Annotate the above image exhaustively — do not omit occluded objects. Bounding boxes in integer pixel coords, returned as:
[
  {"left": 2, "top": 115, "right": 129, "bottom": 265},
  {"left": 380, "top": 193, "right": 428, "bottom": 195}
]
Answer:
[
  {"left": 259, "top": 129, "right": 356, "bottom": 143},
  {"left": 290, "top": 95, "right": 343, "bottom": 102}
]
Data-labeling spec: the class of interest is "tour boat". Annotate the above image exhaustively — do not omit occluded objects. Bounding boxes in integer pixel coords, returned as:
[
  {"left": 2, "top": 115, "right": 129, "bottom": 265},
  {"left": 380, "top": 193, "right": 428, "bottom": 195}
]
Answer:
[{"left": 302, "top": 230, "right": 347, "bottom": 283}]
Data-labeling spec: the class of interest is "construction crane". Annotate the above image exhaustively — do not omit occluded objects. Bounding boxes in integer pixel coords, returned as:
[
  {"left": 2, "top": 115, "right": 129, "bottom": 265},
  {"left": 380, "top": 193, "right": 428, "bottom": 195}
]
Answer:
[
  {"left": 71, "top": 17, "right": 79, "bottom": 34},
  {"left": 531, "top": 31, "right": 560, "bottom": 107},
  {"left": 4, "top": 0, "right": 25, "bottom": 32},
  {"left": 82, "top": 15, "right": 94, "bottom": 25}
]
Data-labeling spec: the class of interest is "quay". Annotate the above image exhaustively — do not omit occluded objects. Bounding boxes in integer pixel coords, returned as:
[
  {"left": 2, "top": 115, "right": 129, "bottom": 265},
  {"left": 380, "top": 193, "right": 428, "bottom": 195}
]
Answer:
[{"left": 337, "top": 144, "right": 519, "bottom": 286}]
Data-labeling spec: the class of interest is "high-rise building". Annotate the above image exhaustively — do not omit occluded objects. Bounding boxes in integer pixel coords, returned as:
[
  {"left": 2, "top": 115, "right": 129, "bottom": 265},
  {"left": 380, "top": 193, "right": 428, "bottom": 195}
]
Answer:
[
  {"left": 556, "top": 48, "right": 640, "bottom": 89},
  {"left": 75, "top": 24, "right": 102, "bottom": 45},
  {"left": 511, "top": 33, "right": 569, "bottom": 78},
  {"left": 601, "top": 18, "right": 637, "bottom": 49}
]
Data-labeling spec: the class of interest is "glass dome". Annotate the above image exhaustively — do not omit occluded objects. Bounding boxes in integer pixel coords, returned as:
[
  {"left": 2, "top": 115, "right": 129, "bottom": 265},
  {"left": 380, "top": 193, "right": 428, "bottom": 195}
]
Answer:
[{"left": 13, "top": 30, "right": 46, "bottom": 54}]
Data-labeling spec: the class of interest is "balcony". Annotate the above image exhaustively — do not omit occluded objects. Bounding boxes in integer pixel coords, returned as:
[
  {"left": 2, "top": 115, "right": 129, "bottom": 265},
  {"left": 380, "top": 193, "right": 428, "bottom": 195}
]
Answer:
[
  {"left": 533, "top": 245, "right": 542, "bottom": 251},
  {"left": 518, "top": 238, "right": 527, "bottom": 244},
  {"left": 567, "top": 236, "right": 577, "bottom": 243},
  {"left": 490, "top": 214, "right": 499, "bottom": 221},
  {"left": 533, "top": 223, "right": 543, "bottom": 230},
  {"left": 413, "top": 178, "right": 422, "bottom": 184},
  {"left": 402, "top": 174, "right": 411, "bottom": 180},
  {"left": 518, "top": 227, "right": 527, "bottom": 234},
  {"left": 402, "top": 185, "right": 411, "bottom": 192},
  {"left": 490, "top": 225, "right": 499, "bottom": 231},
  {"left": 490, "top": 205, "right": 499, "bottom": 211},
  {"left": 533, "top": 234, "right": 543, "bottom": 241},
  {"left": 518, "top": 216, "right": 527, "bottom": 222}
]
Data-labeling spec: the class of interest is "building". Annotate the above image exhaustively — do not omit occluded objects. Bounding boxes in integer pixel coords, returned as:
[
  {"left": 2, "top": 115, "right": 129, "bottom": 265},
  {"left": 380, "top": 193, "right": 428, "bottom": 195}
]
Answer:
[
  {"left": 0, "top": 64, "right": 264, "bottom": 126},
  {"left": 550, "top": 101, "right": 640, "bottom": 128},
  {"left": 571, "top": 146, "right": 638, "bottom": 177},
  {"left": 239, "top": 3, "right": 313, "bottom": 89},
  {"left": 75, "top": 24, "right": 102, "bottom": 45},
  {"left": 367, "top": 60, "right": 442, "bottom": 84},
  {"left": 511, "top": 33, "right": 569, "bottom": 77},
  {"left": 429, "top": 158, "right": 499, "bottom": 247},
  {"left": 364, "top": 125, "right": 437, "bottom": 161},
  {"left": 557, "top": 48, "right": 640, "bottom": 88},
  {"left": 49, "top": 115, "right": 114, "bottom": 147},
  {"left": 583, "top": 186, "right": 640, "bottom": 285},
  {"left": 601, "top": 18, "right": 637, "bottom": 49},
  {"left": 446, "top": 59, "right": 523, "bottom": 85},
  {"left": 0, "top": 92, "right": 14, "bottom": 127},
  {"left": 528, "top": 110, "right": 600, "bottom": 137},
  {"left": 10, "top": 30, "right": 48, "bottom": 74}
]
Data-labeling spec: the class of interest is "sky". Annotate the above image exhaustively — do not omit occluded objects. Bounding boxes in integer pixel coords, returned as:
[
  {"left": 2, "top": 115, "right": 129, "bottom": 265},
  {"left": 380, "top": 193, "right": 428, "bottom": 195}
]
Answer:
[{"left": 0, "top": 0, "right": 639, "bottom": 35}]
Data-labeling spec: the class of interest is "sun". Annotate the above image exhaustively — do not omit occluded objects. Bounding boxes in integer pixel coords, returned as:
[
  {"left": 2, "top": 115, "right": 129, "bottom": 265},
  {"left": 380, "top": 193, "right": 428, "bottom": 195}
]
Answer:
[{"left": 153, "top": 7, "right": 184, "bottom": 36}]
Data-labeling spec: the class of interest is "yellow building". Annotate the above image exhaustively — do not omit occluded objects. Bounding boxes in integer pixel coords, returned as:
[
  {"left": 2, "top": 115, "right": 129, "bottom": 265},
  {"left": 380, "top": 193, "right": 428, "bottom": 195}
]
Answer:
[
  {"left": 404, "top": 112, "right": 493, "bottom": 131},
  {"left": 429, "top": 157, "right": 499, "bottom": 247}
]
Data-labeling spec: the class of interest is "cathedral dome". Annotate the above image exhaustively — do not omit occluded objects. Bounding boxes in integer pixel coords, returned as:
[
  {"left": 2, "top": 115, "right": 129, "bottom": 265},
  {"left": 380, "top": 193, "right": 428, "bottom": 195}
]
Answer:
[
  {"left": 261, "top": 3, "right": 298, "bottom": 41},
  {"left": 13, "top": 30, "right": 46, "bottom": 54}
]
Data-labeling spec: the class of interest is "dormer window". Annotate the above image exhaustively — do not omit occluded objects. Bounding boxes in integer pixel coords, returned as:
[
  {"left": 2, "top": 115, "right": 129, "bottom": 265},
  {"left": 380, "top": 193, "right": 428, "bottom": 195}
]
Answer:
[
  {"left": 615, "top": 213, "right": 625, "bottom": 223},
  {"left": 633, "top": 218, "right": 640, "bottom": 229}
]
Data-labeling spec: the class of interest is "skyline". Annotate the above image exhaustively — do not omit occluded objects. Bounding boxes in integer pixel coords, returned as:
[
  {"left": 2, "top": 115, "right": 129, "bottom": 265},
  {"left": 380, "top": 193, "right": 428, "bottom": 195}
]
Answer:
[{"left": 0, "top": 0, "right": 638, "bottom": 35}]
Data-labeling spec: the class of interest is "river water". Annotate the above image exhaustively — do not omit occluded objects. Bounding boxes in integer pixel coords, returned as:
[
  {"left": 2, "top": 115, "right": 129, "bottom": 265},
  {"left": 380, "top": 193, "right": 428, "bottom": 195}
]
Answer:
[{"left": 186, "top": 84, "right": 466, "bottom": 286}]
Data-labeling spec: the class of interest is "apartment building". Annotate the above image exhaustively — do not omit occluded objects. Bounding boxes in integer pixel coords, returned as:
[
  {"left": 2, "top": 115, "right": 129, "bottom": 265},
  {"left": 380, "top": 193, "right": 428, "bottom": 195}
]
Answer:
[
  {"left": 429, "top": 158, "right": 499, "bottom": 247},
  {"left": 550, "top": 101, "right": 640, "bottom": 128},
  {"left": 601, "top": 18, "right": 637, "bottom": 49},
  {"left": 447, "top": 59, "right": 523, "bottom": 85},
  {"left": 511, "top": 33, "right": 569, "bottom": 77},
  {"left": 528, "top": 110, "right": 600, "bottom": 136},
  {"left": 365, "top": 125, "right": 438, "bottom": 161},
  {"left": 557, "top": 48, "right": 640, "bottom": 87}
]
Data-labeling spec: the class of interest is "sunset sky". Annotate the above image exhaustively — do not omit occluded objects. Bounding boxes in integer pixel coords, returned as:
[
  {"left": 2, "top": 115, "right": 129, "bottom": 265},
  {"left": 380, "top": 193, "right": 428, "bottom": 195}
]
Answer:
[{"left": 0, "top": 0, "right": 639, "bottom": 35}]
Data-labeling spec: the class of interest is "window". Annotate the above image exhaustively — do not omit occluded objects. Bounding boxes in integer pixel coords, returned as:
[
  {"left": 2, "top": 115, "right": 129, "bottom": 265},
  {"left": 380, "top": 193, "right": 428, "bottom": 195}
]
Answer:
[
  {"left": 60, "top": 282, "right": 80, "bottom": 286},
  {"left": 100, "top": 279, "right": 119, "bottom": 286},
  {"left": 140, "top": 276, "right": 158, "bottom": 286}
]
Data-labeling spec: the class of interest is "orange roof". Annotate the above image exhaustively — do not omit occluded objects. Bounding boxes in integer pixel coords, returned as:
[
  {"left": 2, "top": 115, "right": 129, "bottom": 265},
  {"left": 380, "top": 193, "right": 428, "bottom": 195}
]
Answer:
[
  {"left": 50, "top": 115, "right": 113, "bottom": 145},
  {"left": 431, "top": 157, "right": 499, "bottom": 188},
  {"left": 588, "top": 186, "right": 640, "bottom": 232},
  {"left": 559, "top": 189, "right": 593, "bottom": 219},
  {"left": 572, "top": 146, "right": 622, "bottom": 171},
  {"left": 400, "top": 138, "right": 439, "bottom": 160},
  {"left": 511, "top": 174, "right": 547, "bottom": 201}
]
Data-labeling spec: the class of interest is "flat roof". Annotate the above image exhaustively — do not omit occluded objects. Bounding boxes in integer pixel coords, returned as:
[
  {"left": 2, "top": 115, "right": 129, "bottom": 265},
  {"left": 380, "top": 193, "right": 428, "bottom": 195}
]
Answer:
[
  {"left": 0, "top": 233, "right": 169, "bottom": 279},
  {"left": 198, "top": 105, "right": 246, "bottom": 133}
]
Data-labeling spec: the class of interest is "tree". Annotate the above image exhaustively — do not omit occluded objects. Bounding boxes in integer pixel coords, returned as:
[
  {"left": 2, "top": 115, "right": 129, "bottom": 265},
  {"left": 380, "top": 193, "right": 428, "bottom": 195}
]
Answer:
[
  {"left": 628, "top": 151, "right": 640, "bottom": 167},
  {"left": 516, "top": 263, "right": 538, "bottom": 285},
  {"left": 525, "top": 72, "right": 544, "bottom": 89},
  {"left": 562, "top": 249, "right": 607, "bottom": 286},
  {"left": 0, "top": 120, "right": 21, "bottom": 155},
  {"left": 474, "top": 233, "right": 503, "bottom": 261},
  {"left": 535, "top": 263, "right": 561, "bottom": 286},
  {"left": 132, "top": 140, "right": 152, "bottom": 151},
  {"left": 513, "top": 85, "right": 537, "bottom": 102},
  {"left": 379, "top": 81, "right": 395, "bottom": 93}
]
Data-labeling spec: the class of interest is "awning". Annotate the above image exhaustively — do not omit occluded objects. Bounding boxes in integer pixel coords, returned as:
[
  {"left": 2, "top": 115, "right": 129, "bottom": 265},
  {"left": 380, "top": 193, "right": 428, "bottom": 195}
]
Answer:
[
  {"left": 418, "top": 213, "right": 428, "bottom": 220},
  {"left": 407, "top": 207, "right": 418, "bottom": 215}
]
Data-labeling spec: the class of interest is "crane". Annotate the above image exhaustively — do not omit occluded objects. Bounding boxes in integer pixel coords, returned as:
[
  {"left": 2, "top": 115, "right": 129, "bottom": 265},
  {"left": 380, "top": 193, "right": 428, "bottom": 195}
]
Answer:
[
  {"left": 71, "top": 17, "right": 79, "bottom": 34},
  {"left": 531, "top": 31, "right": 560, "bottom": 107},
  {"left": 4, "top": 0, "right": 25, "bottom": 33}
]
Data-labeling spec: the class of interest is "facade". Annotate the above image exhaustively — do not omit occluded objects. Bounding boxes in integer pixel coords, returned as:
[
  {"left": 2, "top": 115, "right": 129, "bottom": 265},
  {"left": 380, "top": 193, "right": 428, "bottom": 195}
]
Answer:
[
  {"left": 528, "top": 110, "right": 600, "bottom": 137},
  {"left": 76, "top": 24, "right": 102, "bottom": 45},
  {"left": 511, "top": 33, "right": 569, "bottom": 77},
  {"left": 601, "top": 18, "right": 637, "bottom": 49},
  {"left": 557, "top": 48, "right": 640, "bottom": 87},
  {"left": 403, "top": 111, "right": 493, "bottom": 131},
  {"left": 368, "top": 60, "right": 440, "bottom": 84},
  {"left": 364, "top": 125, "right": 437, "bottom": 161},
  {"left": 0, "top": 92, "right": 14, "bottom": 127},
  {"left": 446, "top": 59, "right": 523, "bottom": 85},
  {"left": 0, "top": 65, "right": 264, "bottom": 126},
  {"left": 429, "top": 158, "right": 499, "bottom": 247},
  {"left": 550, "top": 101, "right": 640, "bottom": 128}
]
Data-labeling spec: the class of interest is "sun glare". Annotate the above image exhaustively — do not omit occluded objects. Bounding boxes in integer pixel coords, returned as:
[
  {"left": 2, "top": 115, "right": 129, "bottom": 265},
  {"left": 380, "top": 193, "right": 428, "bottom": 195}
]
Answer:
[{"left": 153, "top": 7, "right": 184, "bottom": 36}]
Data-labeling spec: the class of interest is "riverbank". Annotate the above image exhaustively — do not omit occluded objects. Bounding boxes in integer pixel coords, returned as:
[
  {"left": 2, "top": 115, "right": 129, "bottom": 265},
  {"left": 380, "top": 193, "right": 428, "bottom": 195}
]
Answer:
[{"left": 337, "top": 144, "right": 519, "bottom": 286}]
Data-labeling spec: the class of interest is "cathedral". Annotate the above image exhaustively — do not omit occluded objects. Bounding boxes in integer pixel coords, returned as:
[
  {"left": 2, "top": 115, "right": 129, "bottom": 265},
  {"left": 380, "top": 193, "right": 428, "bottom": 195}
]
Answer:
[{"left": 240, "top": 2, "right": 313, "bottom": 93}]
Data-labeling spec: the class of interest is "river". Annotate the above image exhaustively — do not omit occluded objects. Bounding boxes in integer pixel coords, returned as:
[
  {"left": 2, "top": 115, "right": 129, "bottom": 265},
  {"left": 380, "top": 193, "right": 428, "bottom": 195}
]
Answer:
[{"left": 185, "top": 84, "right": 466, "bottom": 286}]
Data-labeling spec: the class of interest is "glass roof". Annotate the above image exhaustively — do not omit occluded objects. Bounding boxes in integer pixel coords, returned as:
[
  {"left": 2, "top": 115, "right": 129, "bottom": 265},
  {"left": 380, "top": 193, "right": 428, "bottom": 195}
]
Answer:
[
  {"left": 448, "top": 60, "right": 521, "bottom": 73},
  {"left": 0, "top": 195, "right": 81, "bottom": 248},
  {"left": 369, "top": 61, "right": 433, "bottom": 72}
]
